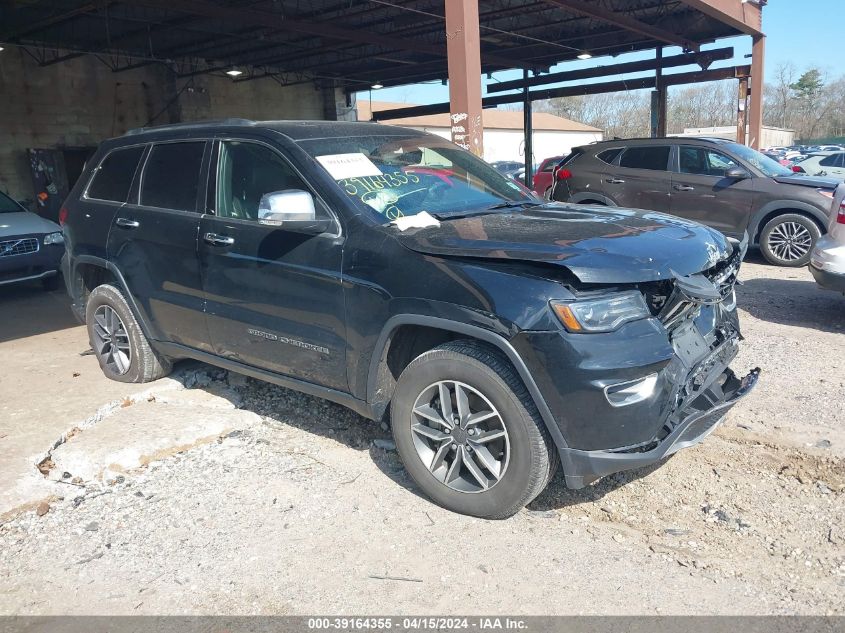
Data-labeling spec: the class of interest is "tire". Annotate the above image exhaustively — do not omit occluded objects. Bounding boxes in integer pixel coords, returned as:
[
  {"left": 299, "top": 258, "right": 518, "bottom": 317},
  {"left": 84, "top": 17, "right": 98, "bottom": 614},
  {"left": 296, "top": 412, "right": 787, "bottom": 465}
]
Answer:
[
  {"left": 759, "top": 213, "right": 820, "bottom": 267},
  {"left": 85, "top": 284, "right": 172, "bottom": 383},
  {"left": 41, "top": 274, "right": 60, "bottom": 291},
  {"left": 390, "top": 340, "right": 558, "bottom": 519}
]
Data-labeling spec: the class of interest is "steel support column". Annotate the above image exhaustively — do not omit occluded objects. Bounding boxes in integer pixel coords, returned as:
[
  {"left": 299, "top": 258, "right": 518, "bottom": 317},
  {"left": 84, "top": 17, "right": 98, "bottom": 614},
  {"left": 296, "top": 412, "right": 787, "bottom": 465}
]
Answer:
[
  {"left": 650, "top": 47, "right": 667, "bottom": 137},
  {"left": 445, "top": 0, "right": 483, "bottom": 157},
  {"left": 523, "top": 69, "right": 533, "bottom": 189},
  {"left": 748, "top": 35, "right": 765, "bottom": 149},
  {"left": 736, "top": 77, "right": 749, "bottom": 145}
]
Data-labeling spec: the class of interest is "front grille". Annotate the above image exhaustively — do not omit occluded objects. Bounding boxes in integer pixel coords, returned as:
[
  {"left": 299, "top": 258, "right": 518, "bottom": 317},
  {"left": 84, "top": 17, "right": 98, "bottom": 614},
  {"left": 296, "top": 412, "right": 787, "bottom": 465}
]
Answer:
[{"left": 0, "top": 238, "right": 39, "bottom": 258}]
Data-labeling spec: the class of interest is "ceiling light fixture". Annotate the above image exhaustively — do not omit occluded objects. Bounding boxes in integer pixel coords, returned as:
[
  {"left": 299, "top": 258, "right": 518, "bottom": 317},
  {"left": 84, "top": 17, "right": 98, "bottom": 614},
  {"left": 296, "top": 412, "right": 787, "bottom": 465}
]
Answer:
[
  {"left": 226, "top": 68, "right": 243, "bottom": 77},
  {"left": 371, "top": 82, "right": 384, "bottom": 90},
  {"left": 576, "top": 52, "right": 592, "bottom": 60}
]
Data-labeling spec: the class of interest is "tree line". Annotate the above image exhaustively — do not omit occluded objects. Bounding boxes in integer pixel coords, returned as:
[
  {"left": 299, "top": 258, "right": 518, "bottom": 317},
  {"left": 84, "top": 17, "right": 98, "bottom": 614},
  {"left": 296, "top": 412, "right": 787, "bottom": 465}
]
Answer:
[{"left": 534, "top": 65, "right": 845, "bottom": 143}]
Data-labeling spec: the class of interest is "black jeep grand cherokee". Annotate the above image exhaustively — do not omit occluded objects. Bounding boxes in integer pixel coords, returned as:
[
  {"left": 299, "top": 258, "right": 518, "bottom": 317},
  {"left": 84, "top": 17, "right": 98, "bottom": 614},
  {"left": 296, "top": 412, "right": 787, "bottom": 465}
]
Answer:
[{"left": 61, "top": 119, "right": 758, "bottom": 518}]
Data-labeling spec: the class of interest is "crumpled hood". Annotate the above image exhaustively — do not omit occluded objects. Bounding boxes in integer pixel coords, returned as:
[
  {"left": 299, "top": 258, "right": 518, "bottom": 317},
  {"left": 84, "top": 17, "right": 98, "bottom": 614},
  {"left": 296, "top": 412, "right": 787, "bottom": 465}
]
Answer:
[
  {"left": 773, "top": 174, "right": 840, "bottom": 189},
  {"left": 395, "top": 204, "right": 733, "bottom": 284},
  {"left": 0, "top": 212, "right": 61, "bottom": 238}
]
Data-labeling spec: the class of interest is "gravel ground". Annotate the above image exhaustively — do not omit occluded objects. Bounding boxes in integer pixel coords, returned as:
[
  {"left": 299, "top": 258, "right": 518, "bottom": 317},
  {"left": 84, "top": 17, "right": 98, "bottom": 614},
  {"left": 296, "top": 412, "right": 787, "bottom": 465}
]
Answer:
[{"left": 0, "top": 255, "right": 843, "bottom": 615}]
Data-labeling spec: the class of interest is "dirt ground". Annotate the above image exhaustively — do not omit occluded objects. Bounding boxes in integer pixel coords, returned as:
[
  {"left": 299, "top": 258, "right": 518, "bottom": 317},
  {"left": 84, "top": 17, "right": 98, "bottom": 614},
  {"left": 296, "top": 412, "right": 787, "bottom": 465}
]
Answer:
[{"left": 0, "top": 254, "right": 843, "bottom": 615}]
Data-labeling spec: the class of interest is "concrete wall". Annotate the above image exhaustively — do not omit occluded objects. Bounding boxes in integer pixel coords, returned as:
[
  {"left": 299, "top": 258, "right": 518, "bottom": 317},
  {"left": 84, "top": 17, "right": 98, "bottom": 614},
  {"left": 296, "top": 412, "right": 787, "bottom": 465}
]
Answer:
[
  {"left": 0, "top": 47, "right": 334, "bottom": 206},
  {"left": 409, "top": 126, "right": 603, "bottom": 164}
]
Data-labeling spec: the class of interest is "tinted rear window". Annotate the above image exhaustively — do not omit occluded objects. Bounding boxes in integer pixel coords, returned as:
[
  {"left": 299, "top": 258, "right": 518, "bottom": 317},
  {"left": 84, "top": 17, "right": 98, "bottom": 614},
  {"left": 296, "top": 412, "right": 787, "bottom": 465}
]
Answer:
[
  {"left": 596, "top": 148, "right": 623, "bottom": 164},
  {"left": 86, "top": 146, "right": 145, "bottom": 202},
  {"left": 140, "top": 142, "right": 205, "bottom": 211},
  {"left": 619, "top": 146, "right": 670, "bottom": 171}
]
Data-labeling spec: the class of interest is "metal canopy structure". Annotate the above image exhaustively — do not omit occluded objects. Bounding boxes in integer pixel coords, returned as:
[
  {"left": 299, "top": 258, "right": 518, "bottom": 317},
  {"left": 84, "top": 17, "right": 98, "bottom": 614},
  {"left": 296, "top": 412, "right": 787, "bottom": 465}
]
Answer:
[
  {"left": 3, "top": 1, "right": 761, "bottom": 91},
  {"left": 2, "top": 0, "right": 766, "bottom": 174}
]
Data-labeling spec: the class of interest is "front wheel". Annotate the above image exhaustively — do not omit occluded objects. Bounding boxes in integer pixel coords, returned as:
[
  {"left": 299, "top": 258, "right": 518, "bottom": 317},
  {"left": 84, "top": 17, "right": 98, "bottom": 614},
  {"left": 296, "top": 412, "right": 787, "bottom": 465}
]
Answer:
[
  {"left": 390, "top": 341, "right": 557, "bottom": 519},
  {"left": 759, "top": 213, "right": 820, "bottom": 267}
]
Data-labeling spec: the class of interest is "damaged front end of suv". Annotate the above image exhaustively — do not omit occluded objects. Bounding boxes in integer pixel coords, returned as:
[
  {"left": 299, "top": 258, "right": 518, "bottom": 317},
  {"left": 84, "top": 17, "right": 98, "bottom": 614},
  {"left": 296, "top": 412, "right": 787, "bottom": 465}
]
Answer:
[
  {"left": 529, "top": 230, "right": 760, "bottom": 488},
  {"left": 396, "top": 203, "right": 759, "bottom": 489},
  {"left": 554, "top": 234, "right": 759, "bottom": 488}
]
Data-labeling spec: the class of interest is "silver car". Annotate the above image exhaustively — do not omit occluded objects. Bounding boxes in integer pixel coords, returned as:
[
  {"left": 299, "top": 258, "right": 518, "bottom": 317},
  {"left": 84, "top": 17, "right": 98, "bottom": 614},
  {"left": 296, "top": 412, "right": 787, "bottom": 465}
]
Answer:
[
  {"left": 809, "top": 183, "right": 845, "bottom": 293},
  {"left": 0, "top": 191, "right": 65, "bottom": 290}
]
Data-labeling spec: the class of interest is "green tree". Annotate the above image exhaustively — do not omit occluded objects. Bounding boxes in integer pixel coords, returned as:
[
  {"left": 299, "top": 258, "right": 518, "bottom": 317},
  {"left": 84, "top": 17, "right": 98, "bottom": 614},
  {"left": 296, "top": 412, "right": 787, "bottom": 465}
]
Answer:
[{"left": 790, "top": 69, "right": 824, "bottom": 102}]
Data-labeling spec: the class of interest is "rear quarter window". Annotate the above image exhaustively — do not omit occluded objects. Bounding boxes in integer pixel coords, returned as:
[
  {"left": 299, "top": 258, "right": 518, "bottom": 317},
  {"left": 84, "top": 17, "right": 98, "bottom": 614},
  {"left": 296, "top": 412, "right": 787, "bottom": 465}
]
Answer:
[
  {"left": 619, "top": 146, "right": 671, "bottom": 171},
  {"left": 596, "top": 148, "right": 623, "bottom": 164},
  {"left": 86, "top": 146, "right": 145, "bottom": 202}
]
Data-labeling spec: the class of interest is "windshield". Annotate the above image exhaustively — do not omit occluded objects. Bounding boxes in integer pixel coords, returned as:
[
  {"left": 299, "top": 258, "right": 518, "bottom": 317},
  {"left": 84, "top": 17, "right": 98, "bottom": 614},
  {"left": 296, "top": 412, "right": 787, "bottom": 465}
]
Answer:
[
  {"left": 297, "top": 134, "right": 533, "bottom": 222},
  {"left": 0, "top": 191, "right": 23, "bottom": 214},
  {"left": 724, "top": 142, "right": 793, "bottom": 177}
]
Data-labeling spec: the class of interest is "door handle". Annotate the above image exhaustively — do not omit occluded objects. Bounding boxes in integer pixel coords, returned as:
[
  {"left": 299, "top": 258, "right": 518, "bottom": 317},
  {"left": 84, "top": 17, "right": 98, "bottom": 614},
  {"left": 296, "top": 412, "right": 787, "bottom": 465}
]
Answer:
[
  {"left": 606, "top": 178, "right": 625, "bottom": 184},
  {"left": 204, "top": 232, "right": 235, "bottom": 247},
  {"left": 115, "top": 217, "right": 140, "bottom": 229},
  {"left": 673, "top": 185, "right": 695, "bottom": 191}
]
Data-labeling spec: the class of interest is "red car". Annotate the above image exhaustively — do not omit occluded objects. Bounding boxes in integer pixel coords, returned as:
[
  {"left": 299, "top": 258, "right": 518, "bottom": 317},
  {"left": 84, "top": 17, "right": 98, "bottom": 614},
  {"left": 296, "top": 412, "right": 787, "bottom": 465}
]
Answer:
[{"left": 532, "top": 156, "right": 564, "bottom": 198}]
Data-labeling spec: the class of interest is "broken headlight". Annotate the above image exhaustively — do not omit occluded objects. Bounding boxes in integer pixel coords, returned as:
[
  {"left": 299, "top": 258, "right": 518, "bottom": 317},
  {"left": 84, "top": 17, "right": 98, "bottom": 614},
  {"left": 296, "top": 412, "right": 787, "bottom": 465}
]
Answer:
[{"left": 551, "top": 291, "right": 650, "bottom": 333}]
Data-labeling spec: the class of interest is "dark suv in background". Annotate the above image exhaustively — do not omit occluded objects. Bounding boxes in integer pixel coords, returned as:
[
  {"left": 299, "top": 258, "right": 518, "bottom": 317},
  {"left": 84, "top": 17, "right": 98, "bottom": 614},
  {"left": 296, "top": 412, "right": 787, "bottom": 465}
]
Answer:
[
  {"left": 551, "top": 137, "right": 840, "bottom": 266},
  {"left": 61, "top": 119, "right": 756, "bottom": 518}
]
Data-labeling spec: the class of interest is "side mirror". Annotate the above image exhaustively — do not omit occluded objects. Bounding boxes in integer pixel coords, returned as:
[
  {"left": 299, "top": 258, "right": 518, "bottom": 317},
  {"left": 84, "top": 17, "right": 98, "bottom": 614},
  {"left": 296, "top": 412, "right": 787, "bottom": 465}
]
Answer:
[
  {"left": 725, "top": 167, "right": 749, "bottom": 180},
  {"left": 258, "top": 189, "right": 331, "bottom": 234}
]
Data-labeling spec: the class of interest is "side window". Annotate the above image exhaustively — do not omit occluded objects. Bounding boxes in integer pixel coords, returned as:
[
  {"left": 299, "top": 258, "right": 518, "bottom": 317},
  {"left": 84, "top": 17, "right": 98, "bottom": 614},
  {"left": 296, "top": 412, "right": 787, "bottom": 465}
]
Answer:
[
  {"left": 820, "top": 154, "right": 839, "bottom": 167},
  {"left": 86, "top": 146, "right": 145, "bottom": 202},
  {"left": 679, "top": 146, "right": 738, "bottom": 176},
  {"left": 619, "top": 146, "right": 670, "bottom": 171},
  {"left": 216, "top": 141, "right": 311, "bottom": 221},
  {"left": 596, "top": 148, "right": 623, "bottom": 164},
  {"left": 140, "top": 142, "right": 206, "bottom": 211}
]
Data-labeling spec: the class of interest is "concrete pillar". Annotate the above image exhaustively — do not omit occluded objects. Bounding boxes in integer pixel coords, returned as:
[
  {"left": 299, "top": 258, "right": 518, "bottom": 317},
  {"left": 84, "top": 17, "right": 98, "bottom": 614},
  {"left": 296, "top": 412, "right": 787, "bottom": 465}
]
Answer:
[
  {"left": 445, "top": 0, "right": 483, "bottom": 157},
  {"left": 748, "top": 35, "right": 765, "bottom": 149}
]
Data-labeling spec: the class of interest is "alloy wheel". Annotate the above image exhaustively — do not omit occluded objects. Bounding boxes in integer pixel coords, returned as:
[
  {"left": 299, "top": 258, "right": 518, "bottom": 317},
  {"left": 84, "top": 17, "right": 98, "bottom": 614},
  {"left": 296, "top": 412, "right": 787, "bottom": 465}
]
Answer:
[
  {"left": 410, "top": 380, "right": 510, "bottom": 494},
  {"left": 91, "top": 305, "right": 132, "bottom": 375},
  {"left": 767, "top": 221, "right": 813, "bottom": 262}
]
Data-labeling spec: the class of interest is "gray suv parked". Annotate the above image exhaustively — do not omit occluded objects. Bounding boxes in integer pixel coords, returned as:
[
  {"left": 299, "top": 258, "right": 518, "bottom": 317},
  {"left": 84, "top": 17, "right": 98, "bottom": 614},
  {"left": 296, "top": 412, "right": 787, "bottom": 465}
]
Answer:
[{"left": 551, "top": 137, "right": 840, "bottom": 266}]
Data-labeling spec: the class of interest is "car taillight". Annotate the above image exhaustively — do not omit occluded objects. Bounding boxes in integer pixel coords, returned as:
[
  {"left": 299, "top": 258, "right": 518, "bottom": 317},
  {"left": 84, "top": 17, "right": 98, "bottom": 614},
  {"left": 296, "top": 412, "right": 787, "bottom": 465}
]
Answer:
[
  {"left": 554, "top": 167, "right": 572, "bottom": 180},
  {"left": 792, "top": 165, "right": 804, "bottom": 173},
  {"left": 58, "top": 206, "right": 68, "bottom": 225},
  {"left": 838, "top": 202, "right": 845, "bottom": 225}
]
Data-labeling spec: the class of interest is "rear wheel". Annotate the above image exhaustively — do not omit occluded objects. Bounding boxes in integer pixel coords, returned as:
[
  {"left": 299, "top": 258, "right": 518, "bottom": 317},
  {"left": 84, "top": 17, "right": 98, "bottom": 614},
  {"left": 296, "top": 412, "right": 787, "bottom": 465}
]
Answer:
[
  {"left": 759, "top": 213, "right": 820, "bottom": 267},
  {"left": 390, "top": 341, "right": 557, "bottom": 519},
  {"left": 85, "top": 284, "right": 172, "bottom": 383}
]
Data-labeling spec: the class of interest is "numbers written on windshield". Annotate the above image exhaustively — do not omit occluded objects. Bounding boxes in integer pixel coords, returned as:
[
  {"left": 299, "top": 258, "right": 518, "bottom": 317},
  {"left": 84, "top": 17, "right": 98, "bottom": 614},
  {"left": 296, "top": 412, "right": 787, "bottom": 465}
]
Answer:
[{"left": 339, "top": 170, "right": 424, "bottom": 220}]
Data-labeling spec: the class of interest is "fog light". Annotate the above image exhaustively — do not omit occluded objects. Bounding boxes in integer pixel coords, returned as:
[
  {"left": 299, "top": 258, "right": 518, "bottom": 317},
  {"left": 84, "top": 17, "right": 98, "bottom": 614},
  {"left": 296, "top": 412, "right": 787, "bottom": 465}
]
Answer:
[{"left": 604, "top": 374, "right": 659, "bottom": 407}]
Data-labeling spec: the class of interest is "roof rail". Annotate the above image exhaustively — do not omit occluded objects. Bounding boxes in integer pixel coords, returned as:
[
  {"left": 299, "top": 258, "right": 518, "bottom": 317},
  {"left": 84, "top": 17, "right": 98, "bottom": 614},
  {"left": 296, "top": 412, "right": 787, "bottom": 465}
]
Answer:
[{"left": 124, "top": 118, "right": 255, "bottom": 136}]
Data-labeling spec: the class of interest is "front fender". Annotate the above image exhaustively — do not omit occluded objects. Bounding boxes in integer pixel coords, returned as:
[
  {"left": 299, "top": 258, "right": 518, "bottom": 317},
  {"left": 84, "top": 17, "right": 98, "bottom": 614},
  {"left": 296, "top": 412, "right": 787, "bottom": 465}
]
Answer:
[
  {"left": 365, "top": 313, "right": 570, "bottom": 453},
  {"left": 748, "top": 200, "right": 829, "bottom": 243}
]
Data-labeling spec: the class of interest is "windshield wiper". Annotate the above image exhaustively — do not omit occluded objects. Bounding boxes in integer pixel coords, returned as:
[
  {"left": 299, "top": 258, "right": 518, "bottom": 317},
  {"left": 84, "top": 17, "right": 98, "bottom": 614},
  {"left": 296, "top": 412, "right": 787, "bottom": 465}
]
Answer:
[{"left": 486, "top": 200, "right": 545, "bottom": 210}]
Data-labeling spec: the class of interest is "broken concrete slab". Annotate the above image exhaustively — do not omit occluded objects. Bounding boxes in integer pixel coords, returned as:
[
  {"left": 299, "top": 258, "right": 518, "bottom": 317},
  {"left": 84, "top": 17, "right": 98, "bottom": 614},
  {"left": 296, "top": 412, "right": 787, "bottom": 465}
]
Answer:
[{"left": 48, "top": 393, "right": 260, "bottom": 484}]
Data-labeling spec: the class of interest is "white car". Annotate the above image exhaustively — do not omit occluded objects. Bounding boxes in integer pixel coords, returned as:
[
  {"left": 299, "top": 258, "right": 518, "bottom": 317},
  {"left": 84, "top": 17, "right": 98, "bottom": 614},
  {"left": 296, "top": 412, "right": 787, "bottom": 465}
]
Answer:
[
  {"left": 809, "top": 183, "right": 845, "bottom": 293},
  {"left": 794, "top": 152, "right": 845, "bottom": 181}
]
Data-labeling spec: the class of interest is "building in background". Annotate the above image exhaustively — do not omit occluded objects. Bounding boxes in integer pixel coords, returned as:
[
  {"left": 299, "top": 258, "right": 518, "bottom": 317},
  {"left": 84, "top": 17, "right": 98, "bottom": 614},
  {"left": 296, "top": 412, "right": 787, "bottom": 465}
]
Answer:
[
  {"left": 358, "top": 101, "right": 603, "bottom": 165},
  {"left": 670, "top": 125, "right": 795, "bottom": 148}
]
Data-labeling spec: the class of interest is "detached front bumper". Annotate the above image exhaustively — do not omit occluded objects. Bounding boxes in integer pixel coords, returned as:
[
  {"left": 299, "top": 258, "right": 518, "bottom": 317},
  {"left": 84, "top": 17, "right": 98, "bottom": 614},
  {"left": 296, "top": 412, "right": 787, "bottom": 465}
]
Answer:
[{"left": 559, "top": 367, "right": 759, "bottom": 488}]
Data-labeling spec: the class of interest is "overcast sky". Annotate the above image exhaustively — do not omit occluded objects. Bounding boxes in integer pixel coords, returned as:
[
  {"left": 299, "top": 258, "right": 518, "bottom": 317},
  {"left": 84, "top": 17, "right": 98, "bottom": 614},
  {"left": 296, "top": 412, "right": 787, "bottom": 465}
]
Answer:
[{"left": 358, "top": 0, "right": 840, "bottom": 106}]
